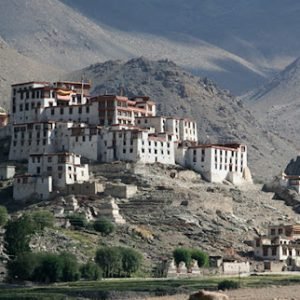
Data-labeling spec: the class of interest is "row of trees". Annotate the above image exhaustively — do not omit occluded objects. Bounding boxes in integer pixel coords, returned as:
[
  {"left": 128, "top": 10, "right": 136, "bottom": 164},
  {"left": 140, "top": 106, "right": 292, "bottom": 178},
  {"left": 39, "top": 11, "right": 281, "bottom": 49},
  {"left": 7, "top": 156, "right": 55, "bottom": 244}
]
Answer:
[
  {"left": 7, "top": 252, "right": 101, "bottom": 283},
  {"left": 95, "top": 246, "right": 142, "bottom": 278},
  {"left": 173, "top": 247, "right": 209, "bottom": 268},
  {"left": 3, "top": 211, "right": 143, "bottom": 282}
]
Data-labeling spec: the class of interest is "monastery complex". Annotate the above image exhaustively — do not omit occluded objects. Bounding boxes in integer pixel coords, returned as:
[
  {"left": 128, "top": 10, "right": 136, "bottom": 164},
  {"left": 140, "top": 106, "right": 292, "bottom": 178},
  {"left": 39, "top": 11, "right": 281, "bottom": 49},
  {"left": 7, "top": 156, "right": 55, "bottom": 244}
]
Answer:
[{"left": 3, "top": 80, "right": 252, "bottom": 200}]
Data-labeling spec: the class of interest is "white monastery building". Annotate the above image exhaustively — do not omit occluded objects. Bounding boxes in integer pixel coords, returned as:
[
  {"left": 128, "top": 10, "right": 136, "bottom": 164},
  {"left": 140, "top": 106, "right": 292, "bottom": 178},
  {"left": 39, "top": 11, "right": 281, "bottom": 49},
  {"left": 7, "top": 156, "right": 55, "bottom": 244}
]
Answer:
[
  {"left": 8, "top": 80, "right": 252, "bottom": 193},
  {"left": 254, "top": 224, "right": 300, "bottom": 271}
]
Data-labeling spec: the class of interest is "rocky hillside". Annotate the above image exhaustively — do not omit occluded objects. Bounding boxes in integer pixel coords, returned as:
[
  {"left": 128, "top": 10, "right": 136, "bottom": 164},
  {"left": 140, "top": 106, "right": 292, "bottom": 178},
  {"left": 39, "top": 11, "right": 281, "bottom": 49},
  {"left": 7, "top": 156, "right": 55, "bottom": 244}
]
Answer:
[
  {"left": 2, "top": 162, "right": 299, "bottom": 272},
  {"left": 0, "top": 38, "right": 62, "bottom": 109},
  {"left": 67, "top": 57, "right": 297, "bottom": 180},
  {"left": 244, "top": 57, "right": 300, "bottom": 147}
]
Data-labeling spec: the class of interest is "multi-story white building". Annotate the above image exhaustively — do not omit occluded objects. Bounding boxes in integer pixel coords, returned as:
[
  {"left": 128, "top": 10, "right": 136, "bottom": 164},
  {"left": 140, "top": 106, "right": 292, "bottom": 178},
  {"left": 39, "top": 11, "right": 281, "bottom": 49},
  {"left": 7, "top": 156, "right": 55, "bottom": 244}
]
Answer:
[
  {"left": 254, "top": 224, "right": 300, "bottom": 270},
  {"left": 28, "top": 152, "right": 89, "bottom": 188},
  {"left": 176, "top": 143, "right": 252, "bottom": 184},
  {"left": 10, "top": 81, "right": 90, "bottom": 124},
  {"left": 8, "top": 80, "right": 251, "bottom": 186},
  {"left": 135, "top": 116, "right": 198, "bottom": 142},
  {"left": 9, "top": 121, "right": 56, "bottom": 160}
]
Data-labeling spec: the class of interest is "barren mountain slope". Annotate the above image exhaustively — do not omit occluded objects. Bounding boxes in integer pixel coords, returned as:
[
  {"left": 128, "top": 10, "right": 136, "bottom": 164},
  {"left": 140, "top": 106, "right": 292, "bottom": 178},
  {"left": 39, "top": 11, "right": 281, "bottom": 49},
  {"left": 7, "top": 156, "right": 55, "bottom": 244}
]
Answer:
[
  {"left": 63, "top": 0, "right": 300, "bottom": 71},
  {"left": 244, "top": 57, "right": 300, "bottom": 147},
  {"left": 67, "top": 58, "right": 297, "bottom": 179},
  {"left": 0, "top": 0, "right": 267, "bottom": 93},
  {"left": 0, "top": 39, "right": 61, "bottom": 109}
]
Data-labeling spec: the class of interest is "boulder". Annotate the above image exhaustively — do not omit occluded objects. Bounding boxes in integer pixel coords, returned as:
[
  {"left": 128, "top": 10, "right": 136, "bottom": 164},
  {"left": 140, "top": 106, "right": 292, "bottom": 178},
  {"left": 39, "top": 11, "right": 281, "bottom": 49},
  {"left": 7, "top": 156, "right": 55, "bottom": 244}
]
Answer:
[{"left": 188, "top": 290, "right": 229, "bottom": 300}]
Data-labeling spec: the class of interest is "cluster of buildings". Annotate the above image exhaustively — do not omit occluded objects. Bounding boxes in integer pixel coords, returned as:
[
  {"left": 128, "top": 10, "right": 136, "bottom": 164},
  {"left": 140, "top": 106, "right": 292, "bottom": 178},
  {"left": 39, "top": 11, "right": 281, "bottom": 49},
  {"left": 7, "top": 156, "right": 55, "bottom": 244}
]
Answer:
[
  {"left": 254, "top": 223, "right": 300, "bottom": 271},
  {"left": 1, "top": 80, "right": 252, "bottom": 201}
]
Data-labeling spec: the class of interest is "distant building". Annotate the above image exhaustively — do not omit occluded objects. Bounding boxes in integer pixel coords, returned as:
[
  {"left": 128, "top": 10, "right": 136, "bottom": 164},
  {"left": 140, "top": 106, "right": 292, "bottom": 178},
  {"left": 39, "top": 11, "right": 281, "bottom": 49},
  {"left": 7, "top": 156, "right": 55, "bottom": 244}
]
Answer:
[
  {"left": 254, "top": 224, "right": 300, "bottom": 271},
  {"left": 176, "top": 143, "right": 252, "bottom": 185},
  {"left": 0, "top": 165, "right": 15, "bottom": 180},
  {"left": 13, "top": 174, "right": 52, "bottom": 201}
]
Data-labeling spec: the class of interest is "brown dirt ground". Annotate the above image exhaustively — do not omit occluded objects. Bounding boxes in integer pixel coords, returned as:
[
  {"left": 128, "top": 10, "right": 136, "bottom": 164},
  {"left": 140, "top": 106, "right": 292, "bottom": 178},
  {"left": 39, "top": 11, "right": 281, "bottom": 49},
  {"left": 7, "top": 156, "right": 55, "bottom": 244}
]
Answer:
[{"left": 143, "top": 285, "right": 300, "bottom": 299}]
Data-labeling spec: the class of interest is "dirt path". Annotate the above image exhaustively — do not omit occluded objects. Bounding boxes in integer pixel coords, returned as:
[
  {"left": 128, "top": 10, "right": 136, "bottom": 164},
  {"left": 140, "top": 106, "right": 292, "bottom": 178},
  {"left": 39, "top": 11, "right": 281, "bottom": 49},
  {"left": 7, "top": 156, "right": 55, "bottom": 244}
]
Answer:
[{"left": 143, "top": 285, "right": 300, "bottom": 300}]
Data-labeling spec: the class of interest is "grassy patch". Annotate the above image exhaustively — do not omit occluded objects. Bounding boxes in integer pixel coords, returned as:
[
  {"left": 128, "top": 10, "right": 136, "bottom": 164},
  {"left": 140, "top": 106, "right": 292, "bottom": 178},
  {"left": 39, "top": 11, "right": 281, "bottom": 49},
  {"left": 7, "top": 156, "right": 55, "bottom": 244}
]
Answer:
[{"left": 1, "top": 275, "right": 300, "bottom": 299}]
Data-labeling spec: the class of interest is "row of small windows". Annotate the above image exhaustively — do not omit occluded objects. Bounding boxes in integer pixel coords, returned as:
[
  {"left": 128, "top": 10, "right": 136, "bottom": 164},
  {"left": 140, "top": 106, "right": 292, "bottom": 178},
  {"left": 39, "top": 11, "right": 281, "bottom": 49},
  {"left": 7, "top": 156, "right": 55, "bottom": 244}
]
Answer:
[{"left": 51, "top": 106, "right": 90, "bottom": 115}]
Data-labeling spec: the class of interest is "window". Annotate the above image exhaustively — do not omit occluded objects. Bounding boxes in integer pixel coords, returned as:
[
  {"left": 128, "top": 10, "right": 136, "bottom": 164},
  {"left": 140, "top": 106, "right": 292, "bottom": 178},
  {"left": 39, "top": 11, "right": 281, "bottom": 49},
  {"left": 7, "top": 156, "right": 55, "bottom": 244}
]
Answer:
[
  {"left": 48, "top": 157, "right": 52, "bottom": 163},
  {"left": 123, "top": 149, "right": 126, "bottom": 154},
  {"left": 25, "top": 103, "right": 29, "bottom": 111},
  {"left": 271, "top": 228, "right": 276, "bottom": 236},
  {"left": 130, "top": 148, "right": 133, "bottom": 153},
  {"left": 19, "top": 104, "right": 23, "bottom": 111},
  {"left": 69, "top": 107, "right": 73, "bottom": 114},
  {"left": 86, "top": 106, "right": 90, "bottom": 113},
  {"left": 51, "top": 108, "right": 55, "bottom": 115},
  {"left": 272, "top": 247, "right": 276, "bottom": 256},
  {"left": 36, "top": 167, "right": 41, "bottom": 174},
  {"left": 58, "top": 166, "right": 63, "bottom": 171},
  {"left": 47, "top": 166, "right": 52, "bottom": 172},
  {"left": 60, "top": 108, "right": 64, "bottom": 115},
  {"left": 78, "top": 107, "right": 82, "bottom": 114}
]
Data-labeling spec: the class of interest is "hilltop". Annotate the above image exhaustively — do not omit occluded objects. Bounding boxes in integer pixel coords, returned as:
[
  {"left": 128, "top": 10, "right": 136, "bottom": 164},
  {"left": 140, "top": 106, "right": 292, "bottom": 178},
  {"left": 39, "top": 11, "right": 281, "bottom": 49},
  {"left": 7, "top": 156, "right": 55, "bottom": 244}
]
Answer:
[
  {"left": 67, "top": 57, "right": 297, "bottom": 179},
  {"left": 244, "top": 56, "right": 300, "bottom": 147}
]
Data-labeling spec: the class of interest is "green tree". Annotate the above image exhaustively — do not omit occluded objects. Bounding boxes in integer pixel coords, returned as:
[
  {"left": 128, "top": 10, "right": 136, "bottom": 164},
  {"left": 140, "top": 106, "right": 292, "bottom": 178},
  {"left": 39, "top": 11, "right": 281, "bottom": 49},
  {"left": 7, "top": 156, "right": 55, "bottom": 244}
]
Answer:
[
  {"left": 7, "top": 252, "right": 41, "bottom": 281},
  {"left": 80, "top": 261, "right": 102, "bottom": 280},
  {"left": 4, "top": 215, "right": 35, "bottom": 258},
  {"left": 0, "top": 205, "right": 8, "bottom": 227},
  {"left": 191, "top": 249, "right": 209, "bottom": 267},
  {"left": 93, "top": 217, "right": 115, "bottom": 236},
  {"left": 30, "top": 210, "right": 54, "bottom": 231},
  {"left": 95, "top": 247, "right": 122, "bottom": 278},
  {"left": 173, "top": 248, "right": 192, "bottom": 268},
  {"left": 32, "top": 253, "right": 63, "bottom": 283},
  {"left": 68, "top": 213, "right": 87, "bottom": 228},
  {"left": 120, "top": 247, "right": 142, "bottom": 277},
  {"left": 59, "top": 252, "right": 80, "bottom": 282}
]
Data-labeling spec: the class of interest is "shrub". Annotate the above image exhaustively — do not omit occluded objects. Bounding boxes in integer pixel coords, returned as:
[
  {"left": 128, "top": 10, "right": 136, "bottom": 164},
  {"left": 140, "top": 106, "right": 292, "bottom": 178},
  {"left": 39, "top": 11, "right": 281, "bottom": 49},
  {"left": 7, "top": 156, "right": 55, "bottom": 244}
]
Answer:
[
  {"left": 93, "top": 217, "right": 115, "bottom": 236},
  {"left": 30, "top": 210, "right": 54, "bottom": 231},
  {"left": 191, "top": 249, "right": 209, "bottom": 267},
  {"left": 7, "top": 252, "right": 41, "bottom": 281},
  {"left": 120, "top": 247, "right": 142, "bottom": 277},
  {"left": 80, "top": 261, "right": 102, "bottom": 280},
  {"left": 4, "top": 215, "right": 36, "bottom": 258},
  {"left": 32, "top": 253, "right": 64, "bottom": 283},
  {"left": 173, "top": 248, "right": 192, "bottom": 268},
  {"left": 218, "top": 280, "right": 240, "bottom": 290},
  {"left": 0, "top": 205, "right": 8, "bottom": 227},
  {"left": 68, "top": 213, "right": 87, "bottom": 228},
  {"left": 95, "top": 247, "right": 122, "bottom": 278},
  {"left": 59, "top": 252, "right": 80, "bottom": 282}
]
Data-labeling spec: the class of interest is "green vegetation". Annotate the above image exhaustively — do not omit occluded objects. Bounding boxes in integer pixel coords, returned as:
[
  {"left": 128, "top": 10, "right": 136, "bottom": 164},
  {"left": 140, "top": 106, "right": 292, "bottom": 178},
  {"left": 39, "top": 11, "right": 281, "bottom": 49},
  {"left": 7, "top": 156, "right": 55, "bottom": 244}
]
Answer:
[
  {"left": 218, "top": 279, "right": 240, "bottom": 290},
  {"left": 4, "top": 215, "right": 35, "bottom": 258},
  {"left": 0, "top": 205, "right": 8, "bottom": 226},
  {"left": 173, "top": 247, "right": 208, "bottom": 268},
  {"left": 67, "top": 213, "right": 87, "bottom": 228},
  {"left": 80, "top": 261, "right": 102, "bottom": 280},
  {"left": 191, "top": 249, "right": 209, "bottom": 267},
  {"left": 93, "top": 217, "right": 115, "bottom": 236},
  {"left": 173, "top": 247, "right": 192, "bottom": 268},
  {"left": 7, "top": 252, "right": 80, "bottom": 283},
  {"left": 29, "top": 210, "right": 54, "bottom": 231},
  {"left": 1, "top": 275, "right": 300, "bottom": 299},
  {"left": 95, "top": 246, "right": 142, "bottom": 278}
]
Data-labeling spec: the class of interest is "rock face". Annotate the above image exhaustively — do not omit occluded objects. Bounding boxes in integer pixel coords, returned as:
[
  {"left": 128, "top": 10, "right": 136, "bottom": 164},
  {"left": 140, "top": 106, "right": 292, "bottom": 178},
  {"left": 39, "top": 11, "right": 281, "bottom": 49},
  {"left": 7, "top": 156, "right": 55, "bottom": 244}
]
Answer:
[
  {"left": 68, "top": 57, "right": 298, "bottom": 180},
  {"left": 245, "top": 57, "right": 300, "bottom": 148},
  {"left": 189, "top": 290, "right": 229, "bottom": 300}
]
